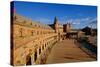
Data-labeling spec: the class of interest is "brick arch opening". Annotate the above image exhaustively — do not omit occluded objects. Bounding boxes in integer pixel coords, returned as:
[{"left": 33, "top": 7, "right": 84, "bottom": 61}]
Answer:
[{"left": 26, "top": 54, "right": 31, "bottom": 65}]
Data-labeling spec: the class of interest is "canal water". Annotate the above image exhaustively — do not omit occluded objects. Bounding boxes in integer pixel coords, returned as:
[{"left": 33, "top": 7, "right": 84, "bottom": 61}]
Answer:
[{"left": 80, "top": 41, "right": 97, "bottom": 55}]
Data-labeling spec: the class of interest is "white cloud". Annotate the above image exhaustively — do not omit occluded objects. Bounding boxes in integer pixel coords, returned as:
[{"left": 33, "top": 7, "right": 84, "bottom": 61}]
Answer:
[
  {"left": 66, "top": 19, "right": 80, "bottom": 25},
  {"left": 88, "top": 17, "right": 97, "bottom": 25},
  {"left": 65, "top": 17, "right": 96, "bottom": 25},
  {"left": 81, "top": 17, "right": 91, "bottom": 21},
  {"left": 90, "top": 17, "right": 97, "bottom": 22},
  {"left": 73, "top": 19, "right": 80, "bottom": 24},
  {"left": 34, "top": 17, "right": 51, "bottom": 24}
]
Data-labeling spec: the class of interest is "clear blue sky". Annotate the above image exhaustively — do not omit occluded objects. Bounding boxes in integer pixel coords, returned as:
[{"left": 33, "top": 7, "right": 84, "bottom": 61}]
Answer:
[{"left": 12, "top": 1, "right": 97, "bottom": 29}]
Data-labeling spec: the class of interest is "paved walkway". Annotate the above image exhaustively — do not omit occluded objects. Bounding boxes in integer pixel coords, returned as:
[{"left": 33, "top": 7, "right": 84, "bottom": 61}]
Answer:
[{"left": 46, "top": 39, "right": 96, "bottom": 64}]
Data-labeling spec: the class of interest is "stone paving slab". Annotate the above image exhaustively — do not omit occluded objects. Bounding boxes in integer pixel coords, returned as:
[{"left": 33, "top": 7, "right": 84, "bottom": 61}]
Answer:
[{"left": 46, "top": 39, "right": 96, "bottom": 64}]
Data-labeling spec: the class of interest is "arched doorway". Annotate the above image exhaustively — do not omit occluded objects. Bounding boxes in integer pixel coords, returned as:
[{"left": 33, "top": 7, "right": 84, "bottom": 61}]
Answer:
[
  {"left": 34, "top": 51, "right": 37, "bottom": 62},
  {"left": 26, "top": 54, "right": 31, "bottom": 65}
]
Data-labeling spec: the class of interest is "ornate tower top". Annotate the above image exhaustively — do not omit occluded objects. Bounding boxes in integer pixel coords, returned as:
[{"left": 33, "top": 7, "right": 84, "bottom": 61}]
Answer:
[
  {"left": 53, "top": 16, "right": 59, "bottom": 33},
  {"left": 54, "top": 16, "right": 58, "bottom": 24}
]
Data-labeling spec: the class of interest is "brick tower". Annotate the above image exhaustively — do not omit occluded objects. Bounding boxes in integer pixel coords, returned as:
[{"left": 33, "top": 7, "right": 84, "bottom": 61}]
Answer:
[{"left": 63, "top": 22, "right": 71, "bottom": 33}]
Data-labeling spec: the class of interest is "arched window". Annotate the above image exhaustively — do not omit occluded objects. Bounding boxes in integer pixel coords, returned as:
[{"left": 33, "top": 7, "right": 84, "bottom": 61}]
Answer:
[
  {"left": 39, "top": 47, "right": 41, "bottom": 55},
  {"left": 19, "top": 28, "right": 23, "bottom": 37},
  {"left": 42, "top": 45, "right": 44, "bottom": 50},
  {"left": 34, "top": 51, "right": 37, "bottom": 62},
  {"left": 31, "top": 31, "right": 34, "bottom": 36},
  {"left": 45, "top": 44, "right": 46, "bottom": 47},
  {"left": 26, "top": 54, "right": 31, "bottom": 65}
]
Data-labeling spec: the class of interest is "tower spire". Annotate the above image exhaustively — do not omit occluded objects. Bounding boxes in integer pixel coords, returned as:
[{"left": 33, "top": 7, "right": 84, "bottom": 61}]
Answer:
[
  {"left": 53, "top": 16, "right": 59, "bottom": 33},
  {"left": 54, "top": 16, "right": 58, "bottom": 24}
]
